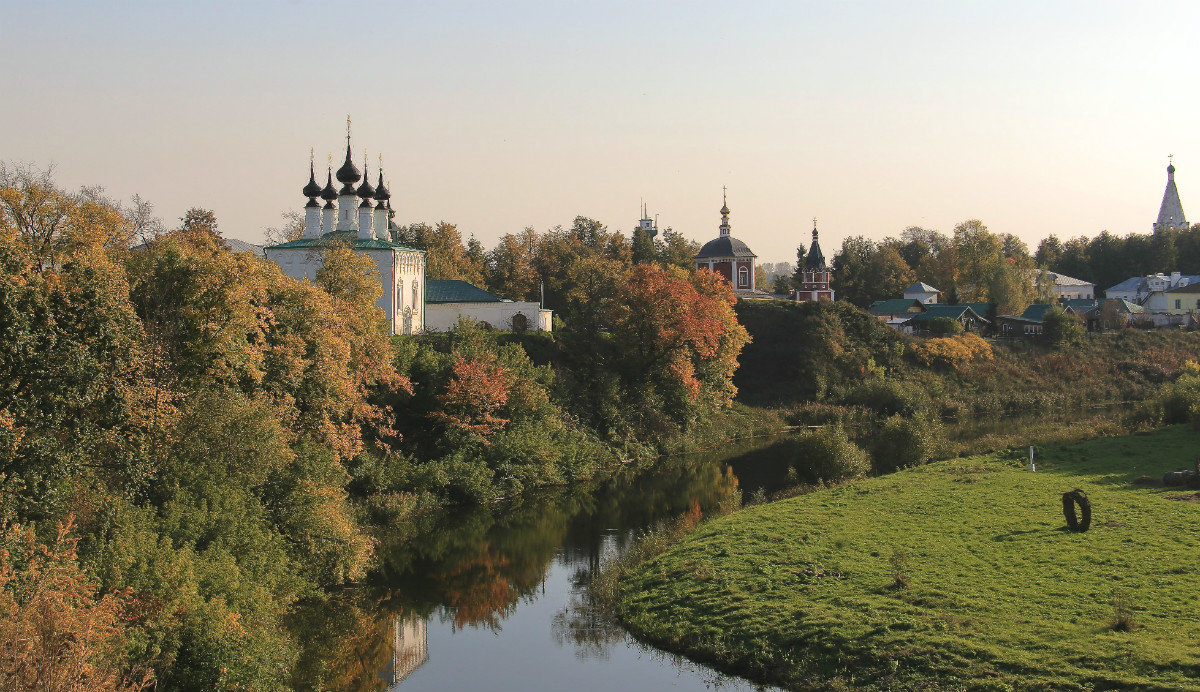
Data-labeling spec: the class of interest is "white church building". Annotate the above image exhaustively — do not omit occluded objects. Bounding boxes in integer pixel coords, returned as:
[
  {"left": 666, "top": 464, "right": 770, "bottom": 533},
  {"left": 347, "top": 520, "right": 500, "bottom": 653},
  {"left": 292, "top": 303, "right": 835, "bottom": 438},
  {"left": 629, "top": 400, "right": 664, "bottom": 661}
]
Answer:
[{"left": 264, "top": 125, "right": 550, "bottom": 335}]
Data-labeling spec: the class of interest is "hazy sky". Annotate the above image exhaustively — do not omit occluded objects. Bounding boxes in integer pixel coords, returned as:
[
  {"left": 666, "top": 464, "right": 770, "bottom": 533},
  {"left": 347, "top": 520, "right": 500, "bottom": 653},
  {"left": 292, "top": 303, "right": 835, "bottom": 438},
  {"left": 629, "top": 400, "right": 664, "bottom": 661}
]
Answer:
[{"left": 2, "top": 1, "right": 1197, "bottom": 263}]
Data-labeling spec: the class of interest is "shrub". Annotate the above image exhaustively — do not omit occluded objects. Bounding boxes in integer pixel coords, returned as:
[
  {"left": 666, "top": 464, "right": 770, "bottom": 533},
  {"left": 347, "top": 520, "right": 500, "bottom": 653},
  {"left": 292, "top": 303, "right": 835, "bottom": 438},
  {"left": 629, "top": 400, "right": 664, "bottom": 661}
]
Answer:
[
  {"left": 909, "top": 333, "right": 993, "bottom": 372},
  {"left": 1160, "top": 374, "right": 1200, "bottom": 425},
  {"left": 841, "top": 379, "right": 921, "bottom": 417},
  {"left": 796, "top": 426, "right": 871, "bottom": 481},
  {"left": 871, "top": 414, "right": 944, "bottom": 473},
  {"left": 928, "top": 316, "right": 964, "bottom": 336}
]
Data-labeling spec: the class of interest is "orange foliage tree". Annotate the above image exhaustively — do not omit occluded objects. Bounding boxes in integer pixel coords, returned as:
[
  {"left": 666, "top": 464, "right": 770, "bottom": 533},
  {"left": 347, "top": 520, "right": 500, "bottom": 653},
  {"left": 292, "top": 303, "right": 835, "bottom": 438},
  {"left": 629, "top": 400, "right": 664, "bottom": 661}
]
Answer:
[
  {"left": 430, "top": 355, "right": 513, "bottom": 440},
  {"left": 0, "top": 517, "right": 149, "bottom": 692}
]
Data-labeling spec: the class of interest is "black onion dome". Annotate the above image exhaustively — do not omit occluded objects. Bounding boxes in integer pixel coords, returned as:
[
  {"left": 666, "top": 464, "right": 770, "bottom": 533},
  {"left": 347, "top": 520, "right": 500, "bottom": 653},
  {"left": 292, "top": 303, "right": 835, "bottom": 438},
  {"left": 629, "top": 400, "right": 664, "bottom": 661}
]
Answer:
[
  {"left": 320, "top": 168, "right": 338, "bottom": 201},
  {"left": 302, "top": 164, "right": 322, "bottom": 198},
  {"left": 336, "top": 144, "right": 361, "bottom": 184},
  {"left": 694, "top": 236, "right": 757, "bottom": 259},
  {"left": 373, "top": 170, "right": 390, "bottom": 201},
  {"left": 1169, "top": 163, "right": 1176, "bottom": 175},
  {"left": 357, "top": 164, "right": 375, "bottom": 199}
]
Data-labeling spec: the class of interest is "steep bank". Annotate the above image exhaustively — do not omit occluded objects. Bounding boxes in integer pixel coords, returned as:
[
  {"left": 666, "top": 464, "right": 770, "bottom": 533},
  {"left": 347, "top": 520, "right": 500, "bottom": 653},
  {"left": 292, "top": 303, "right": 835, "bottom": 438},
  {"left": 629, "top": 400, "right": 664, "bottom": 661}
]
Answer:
[
  {"left": 617, "top": 426, "right": 1200, "bottom": 691},
  {"left": 734, "top": 300, "right": 1200, "bottom": 418}
]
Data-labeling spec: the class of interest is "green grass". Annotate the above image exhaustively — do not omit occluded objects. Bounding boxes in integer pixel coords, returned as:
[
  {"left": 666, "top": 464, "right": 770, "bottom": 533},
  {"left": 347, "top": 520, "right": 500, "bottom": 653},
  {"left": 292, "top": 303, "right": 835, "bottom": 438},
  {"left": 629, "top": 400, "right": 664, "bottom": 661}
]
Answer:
[{"left": 617, "top": 425, "right": 1200, "bottom": 691}]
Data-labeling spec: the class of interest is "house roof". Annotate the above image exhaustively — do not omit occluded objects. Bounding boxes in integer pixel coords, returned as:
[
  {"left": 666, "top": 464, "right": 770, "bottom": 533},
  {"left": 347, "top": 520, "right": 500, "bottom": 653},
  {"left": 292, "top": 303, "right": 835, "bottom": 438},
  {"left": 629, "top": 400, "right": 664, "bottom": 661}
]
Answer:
[
  {"left": 265, "top": 229, "right": 422, "bottom": 253},
  {"left": 426, "top": 280, "right": 505, "bottom": 304},
  {"left": 868, "top": 299, "right": 925, "bottom": 315},
  {"left": 695, "top": 236, "right": 757, "bottom": 260},
  {"left": 1018, "top": 304, "right": 1055, "bottom": 322},
  {"left": 961, "top": 302, "right": 991, "bottom": 317},
  {"left": 1167, "top": 282, "right": 1200, "bottom": 293},
  {"left": 903, "top": 282, "right": 940, "bottom": 294},
  {"left": 1105, "top": 277, "right": 1146, "bottom": 294},
  {"left": 1046, "top": 271, "right": 1093, "bottom": 287},
  {"left": 1085, "top": 298, "right": 1145, "bottom": 315},
  {"left": 1063, "top": 298, "right": 1100, "bottom": 312},
  {"left": 905, "top": 304, "right": 987, "bottom": 324}
]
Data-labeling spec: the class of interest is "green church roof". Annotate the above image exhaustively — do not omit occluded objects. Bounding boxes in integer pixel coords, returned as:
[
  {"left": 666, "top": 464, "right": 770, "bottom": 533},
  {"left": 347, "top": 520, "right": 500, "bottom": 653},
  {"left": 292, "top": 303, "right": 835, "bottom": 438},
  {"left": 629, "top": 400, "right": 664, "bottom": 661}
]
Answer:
[
  {"left": 426, "top": 280, "right": 505, "bottom": 304},
  {"left": 265, "top": 229, "right": 422, "bottom": 253}
]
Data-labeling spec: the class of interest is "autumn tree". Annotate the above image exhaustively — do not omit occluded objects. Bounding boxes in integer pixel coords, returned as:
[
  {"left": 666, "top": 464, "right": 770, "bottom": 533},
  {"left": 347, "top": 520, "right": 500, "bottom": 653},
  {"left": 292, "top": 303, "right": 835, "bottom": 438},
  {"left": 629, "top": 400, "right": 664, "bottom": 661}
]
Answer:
[
  {"left": 0, "top": 518, "right": 149, "bottom": 692},
  {"left": 394, "top": 221, "right": 486, "bottom": 284},
  {"left": 486, "top": 227, "right": 540, "bottom": 300}
]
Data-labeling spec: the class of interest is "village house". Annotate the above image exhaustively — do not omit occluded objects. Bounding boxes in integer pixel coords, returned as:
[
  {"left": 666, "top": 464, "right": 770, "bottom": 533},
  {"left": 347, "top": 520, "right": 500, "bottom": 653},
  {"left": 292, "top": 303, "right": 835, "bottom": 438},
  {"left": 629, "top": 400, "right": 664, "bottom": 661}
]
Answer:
[
  {"left": 903, "top": 304, "right": 988, "bottom": 333},
  {"left": 1105, "top": 272, "right": 1200, "bottom": 305},
  {"left": 1045, "top": 271, "right": 1095, "bottom": 300},
  {"left": 1161, "top": 283, "right": 1200, "bottom": 315},
  {"left": 902, "top": 282, "right": 941, "bottom": 304}
]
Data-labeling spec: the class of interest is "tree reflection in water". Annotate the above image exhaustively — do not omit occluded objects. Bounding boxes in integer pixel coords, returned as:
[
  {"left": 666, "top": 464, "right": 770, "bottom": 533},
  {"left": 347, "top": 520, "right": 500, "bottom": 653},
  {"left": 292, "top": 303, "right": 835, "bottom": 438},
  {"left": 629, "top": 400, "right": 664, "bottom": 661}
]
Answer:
[{"left": 290, "top": 436, "right": 790, "bottom": 690}]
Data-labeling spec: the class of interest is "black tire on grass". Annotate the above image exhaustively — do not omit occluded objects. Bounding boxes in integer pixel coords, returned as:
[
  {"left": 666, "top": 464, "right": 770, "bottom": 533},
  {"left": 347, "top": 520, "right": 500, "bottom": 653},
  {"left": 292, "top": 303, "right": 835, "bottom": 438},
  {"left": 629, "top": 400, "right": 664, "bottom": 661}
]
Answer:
[{"left": 1062, "top": 489, "right": 1091, "bottom": 532}]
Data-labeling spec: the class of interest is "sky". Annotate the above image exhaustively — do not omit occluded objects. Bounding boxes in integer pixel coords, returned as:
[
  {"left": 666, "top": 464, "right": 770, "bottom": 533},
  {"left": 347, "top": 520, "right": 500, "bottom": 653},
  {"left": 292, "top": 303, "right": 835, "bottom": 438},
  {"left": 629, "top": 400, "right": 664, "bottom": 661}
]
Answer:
[{"left": 2, "top": 0, "right": 1197, "bottom": 264}]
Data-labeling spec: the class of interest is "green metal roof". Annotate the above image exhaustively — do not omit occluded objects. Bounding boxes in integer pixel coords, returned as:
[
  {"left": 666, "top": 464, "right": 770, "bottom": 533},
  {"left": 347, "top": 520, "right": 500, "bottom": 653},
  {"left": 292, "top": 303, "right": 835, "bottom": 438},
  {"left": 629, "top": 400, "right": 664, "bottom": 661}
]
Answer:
[
  {"left": 426, "top": 280, "right": 505, "bottom": 304},
  {"left": 868, "top": 298, "right": 925, "bottom": 315},
  {"left": 1019, "top": 304, "right": 1055, "bottom": 322},
  {"left": 1063, "top": 298, "right": 1100, "bottom": 312},
  {"left": 905, "top": 304, "right": 987, "bottom": 324},
  {"left": 961, "top": 302, "right": 992, "bottom": 317},
  {"left": 265, "top": 230, "right": 422, "bottom": 253}
]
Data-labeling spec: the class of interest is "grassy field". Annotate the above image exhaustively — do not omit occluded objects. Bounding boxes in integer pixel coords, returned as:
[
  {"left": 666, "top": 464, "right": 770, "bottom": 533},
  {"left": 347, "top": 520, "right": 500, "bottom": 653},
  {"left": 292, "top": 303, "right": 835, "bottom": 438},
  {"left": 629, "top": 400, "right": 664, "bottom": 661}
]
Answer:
[{"left": 617, "top": 425, "right": 1200, "bottom": 691}]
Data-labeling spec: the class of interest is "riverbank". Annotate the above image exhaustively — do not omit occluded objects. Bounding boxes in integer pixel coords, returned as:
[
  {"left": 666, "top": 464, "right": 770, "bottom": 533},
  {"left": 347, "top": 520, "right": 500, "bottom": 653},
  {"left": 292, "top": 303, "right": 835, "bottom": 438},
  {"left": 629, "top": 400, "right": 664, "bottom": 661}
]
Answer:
[{"left": 615, "top": 425, "right": 1200, "bottom": 691}]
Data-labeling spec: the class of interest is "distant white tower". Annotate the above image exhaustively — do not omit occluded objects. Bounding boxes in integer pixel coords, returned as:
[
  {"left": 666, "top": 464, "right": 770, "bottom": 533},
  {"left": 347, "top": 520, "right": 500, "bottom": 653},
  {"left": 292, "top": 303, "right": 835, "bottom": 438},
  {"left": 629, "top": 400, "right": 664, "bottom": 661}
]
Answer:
[
  {"left": 638, "top": 200, "right": 658, "bottom": 238},
  {"left": 1154, "top": 156, "right": 1188, "bottom": 232}
]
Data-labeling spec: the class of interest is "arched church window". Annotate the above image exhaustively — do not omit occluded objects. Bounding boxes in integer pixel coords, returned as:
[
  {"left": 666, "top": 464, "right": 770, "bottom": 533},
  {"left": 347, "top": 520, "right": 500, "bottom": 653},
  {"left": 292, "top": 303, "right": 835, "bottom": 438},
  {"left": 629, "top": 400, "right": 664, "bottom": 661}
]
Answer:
[
  {"left": 412, "top": 280, "right": 419, "bottom": 307},
  {"left": 511, "top": 312, "right": 528, "bottom": 333},
  {"left": 738, "top": 265, "right": 749, "bottom": 288}
]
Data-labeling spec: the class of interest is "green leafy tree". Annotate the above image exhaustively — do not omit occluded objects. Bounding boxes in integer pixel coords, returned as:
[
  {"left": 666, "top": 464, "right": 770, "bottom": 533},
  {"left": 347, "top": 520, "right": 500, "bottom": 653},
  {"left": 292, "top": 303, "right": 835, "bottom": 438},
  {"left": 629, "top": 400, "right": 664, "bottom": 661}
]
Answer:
[
  {"left": 1043, "top": 307, "right": 1085, "bottom": 348},
  {"left": 631, "top": 227, "right": 656, "bottom": 265}
]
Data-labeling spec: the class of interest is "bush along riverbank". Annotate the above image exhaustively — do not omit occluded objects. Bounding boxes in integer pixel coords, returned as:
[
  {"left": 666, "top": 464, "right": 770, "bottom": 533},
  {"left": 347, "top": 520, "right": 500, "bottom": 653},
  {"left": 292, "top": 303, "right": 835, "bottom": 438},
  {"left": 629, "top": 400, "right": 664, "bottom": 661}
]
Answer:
[{"left": 612, "top": 422, "right": 1200, "bottom": 691}]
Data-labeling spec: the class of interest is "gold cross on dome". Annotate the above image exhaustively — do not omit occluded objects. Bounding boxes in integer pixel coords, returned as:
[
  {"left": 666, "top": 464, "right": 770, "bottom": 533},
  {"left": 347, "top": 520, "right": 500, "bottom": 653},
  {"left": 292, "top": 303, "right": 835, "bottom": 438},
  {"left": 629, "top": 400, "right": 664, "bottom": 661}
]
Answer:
[{"left": 346, "top": 114, "right": 352, "bottom": 144}]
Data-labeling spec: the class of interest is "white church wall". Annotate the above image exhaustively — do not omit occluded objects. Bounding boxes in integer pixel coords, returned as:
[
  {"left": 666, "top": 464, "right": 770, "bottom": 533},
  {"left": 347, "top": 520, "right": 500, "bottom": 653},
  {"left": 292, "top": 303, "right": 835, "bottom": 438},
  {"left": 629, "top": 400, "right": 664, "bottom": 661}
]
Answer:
[
  {"left": 424, "top": 302, "right": 552, "bottom": 333},
  {"left": 264, "top": 246, "right": 425, "bottom": 335}
]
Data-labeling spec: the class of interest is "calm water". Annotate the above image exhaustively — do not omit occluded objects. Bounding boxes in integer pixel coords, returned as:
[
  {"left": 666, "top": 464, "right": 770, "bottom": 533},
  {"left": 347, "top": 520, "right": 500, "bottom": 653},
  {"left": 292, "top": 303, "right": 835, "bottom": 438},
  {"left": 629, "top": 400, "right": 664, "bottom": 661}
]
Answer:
[
  {"left": 290, "top": 436, "right": 801, "bottom": 691},
  {"left": 291, "top": 408, "right": 1122, "bottom": 691}
]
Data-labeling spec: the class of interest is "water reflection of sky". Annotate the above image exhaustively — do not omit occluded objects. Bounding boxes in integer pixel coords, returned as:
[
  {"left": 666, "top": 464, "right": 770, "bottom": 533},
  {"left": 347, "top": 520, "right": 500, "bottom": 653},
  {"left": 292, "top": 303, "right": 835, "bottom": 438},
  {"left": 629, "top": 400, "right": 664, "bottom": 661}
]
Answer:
[
  {"left": 363, "top": 437, "right": 799, "bottom": 691},
  {"left": 388, "top": 530, "right": 770, "bottom": 691}
]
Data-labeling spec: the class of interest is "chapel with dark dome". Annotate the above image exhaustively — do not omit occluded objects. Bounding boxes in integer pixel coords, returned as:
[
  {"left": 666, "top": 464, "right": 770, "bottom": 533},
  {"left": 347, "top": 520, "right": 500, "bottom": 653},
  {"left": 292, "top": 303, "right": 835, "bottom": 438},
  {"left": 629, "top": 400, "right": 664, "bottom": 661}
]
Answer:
[{"left": 694, "top": 189, "right": 759, "bottom": 294}]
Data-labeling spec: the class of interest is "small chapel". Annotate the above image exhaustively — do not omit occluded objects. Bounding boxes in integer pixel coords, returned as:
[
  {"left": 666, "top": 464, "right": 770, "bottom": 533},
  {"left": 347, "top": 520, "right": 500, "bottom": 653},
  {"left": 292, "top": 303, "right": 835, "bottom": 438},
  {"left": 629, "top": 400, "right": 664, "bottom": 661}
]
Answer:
[{"left": 694, "top": 190, "right": 759, "bottom": 295}]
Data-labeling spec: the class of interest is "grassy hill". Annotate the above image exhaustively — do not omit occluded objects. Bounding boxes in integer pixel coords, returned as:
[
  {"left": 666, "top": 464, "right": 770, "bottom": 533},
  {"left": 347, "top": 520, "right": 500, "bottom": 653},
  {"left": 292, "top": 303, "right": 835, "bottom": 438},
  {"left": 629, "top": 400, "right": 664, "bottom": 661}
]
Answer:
[{"left": 617, "top": 426, "right": 1200, "bottom": 691}]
